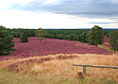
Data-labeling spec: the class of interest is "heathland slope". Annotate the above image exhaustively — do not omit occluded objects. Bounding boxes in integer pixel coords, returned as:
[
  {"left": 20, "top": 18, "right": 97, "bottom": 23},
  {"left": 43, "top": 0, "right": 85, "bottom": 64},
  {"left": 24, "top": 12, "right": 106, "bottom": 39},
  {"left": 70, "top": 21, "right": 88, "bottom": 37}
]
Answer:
[
  {"left": 0, "top": 37, "right": 113, "bottom": 60},
  {"left": 0, "top": 54, "right": 118, "bottom": 84}
]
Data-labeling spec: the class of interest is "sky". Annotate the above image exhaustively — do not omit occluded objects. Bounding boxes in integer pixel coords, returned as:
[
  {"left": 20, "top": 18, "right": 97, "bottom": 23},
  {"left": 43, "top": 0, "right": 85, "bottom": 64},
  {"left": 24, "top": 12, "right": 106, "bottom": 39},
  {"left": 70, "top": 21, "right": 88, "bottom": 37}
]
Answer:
[{"left": 0, "top": 0, "right": 118, "bottom": 29}]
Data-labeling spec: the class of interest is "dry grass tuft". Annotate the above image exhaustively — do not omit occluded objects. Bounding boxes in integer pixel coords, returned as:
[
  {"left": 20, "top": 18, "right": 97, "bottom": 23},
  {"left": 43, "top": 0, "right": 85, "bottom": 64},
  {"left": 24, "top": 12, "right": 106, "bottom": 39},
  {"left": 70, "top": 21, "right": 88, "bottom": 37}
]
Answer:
[
  {"left": 0, "top": 54, "right": 118, "bottom": 83},
  {"left": 99, "top": 45, "right": 112, "bottom": 52}
]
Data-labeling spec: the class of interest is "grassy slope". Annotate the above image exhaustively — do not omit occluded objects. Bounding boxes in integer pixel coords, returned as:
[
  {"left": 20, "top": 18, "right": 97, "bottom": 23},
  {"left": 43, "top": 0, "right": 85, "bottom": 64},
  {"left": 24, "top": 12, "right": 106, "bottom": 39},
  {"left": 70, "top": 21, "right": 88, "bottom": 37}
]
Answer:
[
  {"left": 0, "top": 69, "right": 116, "bottom": 84},
  {"left": 0, "top": 70, "right": 79, "bottom": 84},
  {"left": 0, "top": 54, "right": 118, "bottom": 84},
  {"left": 0, "top": 70, "right": 41, "bottom": 84}
]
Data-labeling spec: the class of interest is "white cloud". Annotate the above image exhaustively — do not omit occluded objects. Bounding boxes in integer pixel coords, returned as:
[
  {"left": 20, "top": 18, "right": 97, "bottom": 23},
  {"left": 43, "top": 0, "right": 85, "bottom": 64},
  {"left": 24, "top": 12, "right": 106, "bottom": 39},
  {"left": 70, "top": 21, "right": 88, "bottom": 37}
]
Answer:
[
  {"left": 110, "top": 0, "right": 118, "bottom": 3},
  {"left": 0, "top": 9, "right": 88, "bottom": 28},
  {"left": 42, "top": 0, "right": 61, "bottom": 5},
  {"left": 0, "top": 9, "right": 116, "bottom": 29},
  {"left": 0, "top": 0, "right": 34, "bottom": 9},
  {"left": 0, "top": 0, "right": 117, "bottom": 28}
]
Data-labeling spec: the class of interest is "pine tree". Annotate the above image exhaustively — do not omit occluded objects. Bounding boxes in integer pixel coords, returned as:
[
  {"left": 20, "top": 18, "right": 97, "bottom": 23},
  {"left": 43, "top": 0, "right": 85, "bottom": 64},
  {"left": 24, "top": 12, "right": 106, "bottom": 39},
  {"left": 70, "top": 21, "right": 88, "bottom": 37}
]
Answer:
[
  {"left": 0, "top": 25, "right": 14, "bottom": 55},
  {"left": 20, "top": 31, "right": 28, "bottom": 43},
  {"left": 35, "top": 28, "right": 46, "bottom": 42},
  {"left": 87, "top": 25, "right": 104, "bottom": 47},
  {"left": 109, "top": 30, "right": 118, "bottom": 51}
]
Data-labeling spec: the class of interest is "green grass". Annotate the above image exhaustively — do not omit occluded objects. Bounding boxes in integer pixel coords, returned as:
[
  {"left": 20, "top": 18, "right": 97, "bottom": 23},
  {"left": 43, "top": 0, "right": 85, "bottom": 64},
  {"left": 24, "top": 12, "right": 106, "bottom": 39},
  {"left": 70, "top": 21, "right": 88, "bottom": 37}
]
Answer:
[
  {"left": 0, "top": 69, "right": 117, "bottom": 84},
  {"left": 0, "top": 69, "right": 40, "bottom": 84},
  {"left": 0, "top": 69, "right": 78, "bottom": 84}
]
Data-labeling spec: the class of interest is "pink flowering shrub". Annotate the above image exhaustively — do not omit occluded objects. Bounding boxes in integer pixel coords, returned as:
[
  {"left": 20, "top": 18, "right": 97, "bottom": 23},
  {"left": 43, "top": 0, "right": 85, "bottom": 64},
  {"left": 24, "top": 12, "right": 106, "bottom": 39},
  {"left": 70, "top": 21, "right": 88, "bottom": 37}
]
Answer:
[{"left": 0, "top": 37, "right": 112, "bottom": 60}]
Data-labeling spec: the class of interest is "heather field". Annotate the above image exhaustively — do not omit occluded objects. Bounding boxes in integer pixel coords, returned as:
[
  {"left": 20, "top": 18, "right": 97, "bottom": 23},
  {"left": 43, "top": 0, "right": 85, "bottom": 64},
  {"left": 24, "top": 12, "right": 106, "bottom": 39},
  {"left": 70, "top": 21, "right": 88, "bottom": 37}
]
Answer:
[
  {"left": 0, "top": 37, "right": 113, "bottom": 60},
  {"left": 1, "top": 0, "right": 118, "bottom": 83},
  {"left": 0, "top": 37, "right": 118, "bottom": 84}
]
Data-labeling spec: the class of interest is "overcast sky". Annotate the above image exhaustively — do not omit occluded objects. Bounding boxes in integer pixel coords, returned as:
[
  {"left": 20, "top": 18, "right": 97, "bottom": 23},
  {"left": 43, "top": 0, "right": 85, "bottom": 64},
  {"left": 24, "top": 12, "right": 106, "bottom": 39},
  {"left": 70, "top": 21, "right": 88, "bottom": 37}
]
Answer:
[{"left": 0, "top": 0, "right": 118, "bottom": 29}]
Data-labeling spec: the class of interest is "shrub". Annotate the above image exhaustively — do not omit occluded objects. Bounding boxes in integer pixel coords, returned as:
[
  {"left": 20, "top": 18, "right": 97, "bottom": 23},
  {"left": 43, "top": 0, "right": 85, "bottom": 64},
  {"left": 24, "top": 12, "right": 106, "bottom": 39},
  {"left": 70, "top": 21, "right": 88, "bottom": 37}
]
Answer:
[
  {"left": 109, "top": 30, "right": 118, "bottom": 51},
  {"left": 0, "top": 25, "right": 14, "bottom": 55},
  {"left": 20, "top": 31, "right": 28, "bottom": 43},
  {"left": 35, "top": 28, "right": 46, "bottom": 42}
]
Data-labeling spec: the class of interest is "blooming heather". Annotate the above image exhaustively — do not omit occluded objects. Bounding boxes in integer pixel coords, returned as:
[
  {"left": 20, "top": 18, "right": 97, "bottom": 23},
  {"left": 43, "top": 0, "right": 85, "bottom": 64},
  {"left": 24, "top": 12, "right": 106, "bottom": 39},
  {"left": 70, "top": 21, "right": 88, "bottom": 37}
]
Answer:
[{"left": 0, "top": 37, "right": 112, "bottom": 60}]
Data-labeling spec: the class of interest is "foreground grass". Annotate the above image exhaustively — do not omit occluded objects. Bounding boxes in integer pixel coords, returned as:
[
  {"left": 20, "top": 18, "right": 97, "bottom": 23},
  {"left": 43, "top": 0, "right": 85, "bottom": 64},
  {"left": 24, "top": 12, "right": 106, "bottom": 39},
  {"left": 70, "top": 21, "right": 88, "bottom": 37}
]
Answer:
[
  {"left": 0, "top": 69, "right": 117, "bottom": 84},
  {"left": 0, "top": 69, "right": 41, "bottom": 84},
  {"left": 0, "top": 69, "right": 79, "bottom": 84},
  {"left": 0, "top": 54, "right": 118, "bottom": 84}
]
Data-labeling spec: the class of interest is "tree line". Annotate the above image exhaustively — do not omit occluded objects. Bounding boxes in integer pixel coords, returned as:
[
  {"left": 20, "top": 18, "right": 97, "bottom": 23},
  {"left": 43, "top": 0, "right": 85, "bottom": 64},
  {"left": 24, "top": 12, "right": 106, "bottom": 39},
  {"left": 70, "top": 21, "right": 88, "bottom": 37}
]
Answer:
[{"left": 0, "top": 25, "right": 118, "bottom": 56}]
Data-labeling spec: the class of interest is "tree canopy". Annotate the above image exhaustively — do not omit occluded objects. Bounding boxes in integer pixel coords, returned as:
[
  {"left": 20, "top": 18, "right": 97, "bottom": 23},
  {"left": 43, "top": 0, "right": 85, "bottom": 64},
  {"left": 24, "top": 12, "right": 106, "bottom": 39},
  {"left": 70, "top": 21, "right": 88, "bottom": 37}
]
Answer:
[
  {"left": 0, "top": 25, "right": 14, "bottom": 55},
  {"left": 109, "top": 30, "right": 118, "bottom": 51},
  {"left": 87, "top": 25, "right": 104, "bottom": 46}
]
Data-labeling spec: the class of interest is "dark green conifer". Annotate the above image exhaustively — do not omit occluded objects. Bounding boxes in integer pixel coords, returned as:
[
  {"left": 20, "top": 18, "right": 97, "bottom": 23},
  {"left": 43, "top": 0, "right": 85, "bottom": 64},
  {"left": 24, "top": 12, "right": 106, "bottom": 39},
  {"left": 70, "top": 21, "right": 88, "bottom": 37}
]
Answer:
[
  {"left": 0, "top": 25, "right": 14, "bottom": 55},
  {"left": 20, "top": 31, "right": 28, "bottom": 43},
  {"left": 35, "top": 28, "right": 46, "bottom": 42}
]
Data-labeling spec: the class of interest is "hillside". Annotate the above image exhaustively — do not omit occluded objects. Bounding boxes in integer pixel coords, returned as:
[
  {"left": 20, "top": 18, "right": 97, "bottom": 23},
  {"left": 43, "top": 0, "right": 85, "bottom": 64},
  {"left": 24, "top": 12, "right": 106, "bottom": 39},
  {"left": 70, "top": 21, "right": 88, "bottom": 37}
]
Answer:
[
  {"left": 0, "top": 37, "right": 118, "bottom": 84},
  {"left": 0, "top": 37, "right": 113, "bottom": 60},
  {"left": 0, "top": 54, "right": 118, "bottom": 84}
]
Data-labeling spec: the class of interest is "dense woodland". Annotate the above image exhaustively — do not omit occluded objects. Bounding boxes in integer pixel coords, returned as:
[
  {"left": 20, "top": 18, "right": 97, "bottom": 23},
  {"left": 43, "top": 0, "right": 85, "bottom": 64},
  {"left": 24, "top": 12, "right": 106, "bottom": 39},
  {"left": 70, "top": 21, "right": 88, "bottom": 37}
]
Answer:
[{"left": 9, "top": 28, "right": 111, "bottom": 42}]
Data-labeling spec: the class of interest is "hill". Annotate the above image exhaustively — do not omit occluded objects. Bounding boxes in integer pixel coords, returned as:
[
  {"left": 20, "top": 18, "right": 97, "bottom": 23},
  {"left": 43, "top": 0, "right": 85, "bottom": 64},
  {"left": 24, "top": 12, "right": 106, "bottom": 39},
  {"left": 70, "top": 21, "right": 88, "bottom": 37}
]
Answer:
[
  {"left": 0, "top": 54, "right": 118, "bottom": 84},
  {"left": 0, "top": 37, "right": 113, "bottom": 60}
]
